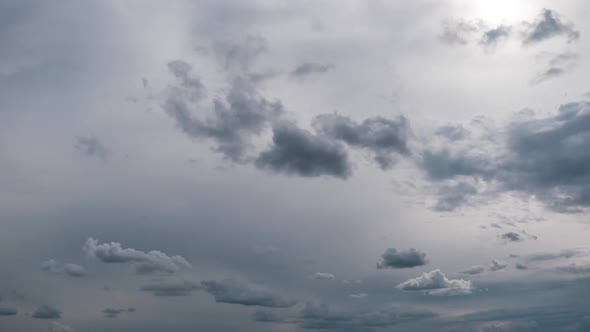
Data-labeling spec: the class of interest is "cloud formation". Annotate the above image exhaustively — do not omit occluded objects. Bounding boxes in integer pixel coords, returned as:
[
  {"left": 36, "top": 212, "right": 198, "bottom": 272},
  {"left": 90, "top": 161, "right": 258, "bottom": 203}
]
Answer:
[
  {"left": 291, "top": 62, "right": 333, "bottom": 78},
  {"left": 255, "top": 124, "right": 351, "bottom": 178},
  {"left": 102, "top": 307, "right": 136, "bottom": 318},
  {"left": 313, "top": 114, "right": 411, "bottom": 169},
  {"left": 523, "top": 9, "right": 580, "bottom": 44},
  {"left": 397, "top": 269, "right": 473, "bottom": 295},
  {"left": 201, "top": 279, "right": 296, "bottom": 307},
  {"left": 140, "top": 281, "right": 200, "bottom": 296},
  {"left": 32, "top": 305, "right": 61, "bottom": 319},
  {"left": 0, "top": 307, "right": 17, "bottom": 316},
  {"left": 377, "top": 248, "right": 427, "bottom": 269},
  {"left": 75, "top": 136, "right": 108, "bottom": 159},
  {"left": 41, "top": 259, "right": 86, "bottom": 278},
  {"left": 313, "top": 272, "right": 336, "bottom": 280},
  {"left": 83, "top": 238, "right": 191, "bottom": 274}
]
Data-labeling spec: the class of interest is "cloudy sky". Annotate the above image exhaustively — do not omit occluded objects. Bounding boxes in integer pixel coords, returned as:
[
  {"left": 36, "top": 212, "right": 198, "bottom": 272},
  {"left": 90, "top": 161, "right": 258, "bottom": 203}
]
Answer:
[{"left": 1, "top": 1, "right": 590, "bottom": 331}]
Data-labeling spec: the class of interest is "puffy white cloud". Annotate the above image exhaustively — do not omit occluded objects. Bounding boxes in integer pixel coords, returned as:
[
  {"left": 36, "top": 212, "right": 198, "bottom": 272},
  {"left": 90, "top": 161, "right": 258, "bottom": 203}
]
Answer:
[{"left": 397, "top": 269, "right": 473, "bottom": 296}]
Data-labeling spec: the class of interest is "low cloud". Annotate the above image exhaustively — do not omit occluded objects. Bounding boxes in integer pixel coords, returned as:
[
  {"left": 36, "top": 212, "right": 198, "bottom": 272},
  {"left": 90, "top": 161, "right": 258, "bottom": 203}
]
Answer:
[
  {"left": 42, "top": 260, "right": 86, "bottom": 278},
  {"left": 397, "top": 269, "right": 473, "bottom": 295},
  {"left": 0, "top": 307, "right": 17, "bottom": 316},
  {"left": 523, "top": 9, "right": 580, "bottom": 45},
  {"left": 103, "top": 307, "right": 135, "bottom": 318},
  {"left": 255, "top": 124, "right": 351, "bottom": 178},
  {"left": 291, "top": 62, "right": 333, "bottom": 78},
  {"left": 377, "top": 248, "right": 427, "bottom": 269},
  {"left": 313, "top": 114, "right": 411, "bottom": 169},
  {"left": 83, "top": 238, "right": 191, "bottom": 274},
  {"left": 140, "top": 281, "right": 200, "bottom": 296},
  {"left": 201, "top": 279, "right": 296, "bottom": 307},
  {"left": 32, "top": 305, "right": 61, "bottom": 319}
]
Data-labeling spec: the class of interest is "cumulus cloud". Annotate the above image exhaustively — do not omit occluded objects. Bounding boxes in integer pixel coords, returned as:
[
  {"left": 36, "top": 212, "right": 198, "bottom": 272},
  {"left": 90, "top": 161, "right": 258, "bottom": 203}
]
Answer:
[
  {"left": 313, "top": 114, "right": 411, "bottom": 169},
  {"left": 75, "top": 136, "right": 108, "bottom": 159},
  {"left": 313, "top": 272, "right": 336, "bottom": 280},
  {"left": 255, "top": 124, "right": 351, "bottom": 178},
  {"left": 140, "top": 281, "right": 200, "bottom": 296},
  {"left": 397, "top": 269, "right": 473, "bottom": 295},
  {"left": 201, "top": 279, "right": 296, "bottom": 307},
  {"left": 102, "top": 307, "right": 136, "bottom": 318},
  {"left": 33, "top": 305, "right": 61, "bottom": 319},
  {"left": 41, "top": 260, "right": 86, "bottom": 277},
  {"left": 377, "top": 248, "right": 427, "bottom": 269},
  {"left": 523, "top": 9, "right": 580, "bottom": 45},
  {"left": 422, "top": 100, "right": 590, "bottom": 212},
  {"left": 480, "top": 25, "right": 511, "bottom": 46},
  {"left": 83, "top": 238, "right": 191, "bottom": 274},
  {"left": 433, "top": 182, "right": 477, "bottom": 211},
  {"left": 0, "top": 307, "right": 17, "bottom": 316},
  {"left": 294, "top": 303, "right": 436, "bottom": 331},
  {"left": 291, "top": 62, "right": 333, "bottom": 78}
]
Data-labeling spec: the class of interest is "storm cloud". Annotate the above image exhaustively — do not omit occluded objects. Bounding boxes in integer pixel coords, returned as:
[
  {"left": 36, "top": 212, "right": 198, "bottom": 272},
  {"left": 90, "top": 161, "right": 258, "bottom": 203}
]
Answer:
[{"left": 377, "top": 248, "right": 427, "bottom": 269}]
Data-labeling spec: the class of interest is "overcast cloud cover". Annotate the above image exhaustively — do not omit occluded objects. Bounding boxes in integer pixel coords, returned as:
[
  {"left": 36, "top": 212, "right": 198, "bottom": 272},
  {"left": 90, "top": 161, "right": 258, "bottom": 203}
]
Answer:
[{"left": 2, "top": 1, "right": 590, "bottom": 331}]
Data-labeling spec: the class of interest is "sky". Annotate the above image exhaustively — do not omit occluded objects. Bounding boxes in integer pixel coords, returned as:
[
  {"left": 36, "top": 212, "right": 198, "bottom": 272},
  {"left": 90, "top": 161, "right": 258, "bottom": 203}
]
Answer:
[{"left": 1, "top": 1, "right": 590, "bottom": 331}]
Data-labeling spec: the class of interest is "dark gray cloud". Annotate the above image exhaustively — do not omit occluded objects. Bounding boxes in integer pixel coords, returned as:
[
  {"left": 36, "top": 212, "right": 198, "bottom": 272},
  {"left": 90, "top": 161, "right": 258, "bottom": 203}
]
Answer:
[
  {"left": 0, "top": 307, "right": 17, "bottom": 316},
  {"left": 255, "top": 124, "right": 351, "bottom": 178},
  {"left": 32, "top": 305, "right": 61, "bottom": 319},
  {"left": 167, "top": 60, "right": 205, "bottom": 101},
  {"left": 201, "top": 279, "right": 296, "bottom": 307},
  {"left": 140, "top": 281, "right": 200, "bottom": 296},
  {"left": 524, "top": 249, "right": 579, "bottom": 263},
  {"left": 376, "top": 248, "right": 427, "bottom": 269},
  {"left": 75, "top": 136, "right": 108, "bottom": 159},
  {"left": 290, "top": 62, "right": 333, "bottom": 78},
  {"left": 421, "top": 100, "right": 590, "bottom": 212},
  {"left": 480, "top": 25, "right": 511, "bottom": 46},
  {"left": 516, "top": 263, "right": 528, "bottom": 270},
  {"left": 313, "top": 114, "right": 411, "bottom": 169},
  {"left": 83, "top": 238, "right": 191, "bottom": 274},
  {"left": 294, "top": 303, "right": 436, "bottom": 331},
  {"left": 397, "top": 269, "right": 473, "bottom": 295},
  {"left": 102, "top": 307, "right": 135, "bottom": 318},
  {"left": 523, "top": 9, "right": 580, "bottom": 45},
  {"left": 500, "top": 232, "right": 523, "bottom": 242},
  {"left": 164, "top": 75, "right": 284, "bottom": 162}
]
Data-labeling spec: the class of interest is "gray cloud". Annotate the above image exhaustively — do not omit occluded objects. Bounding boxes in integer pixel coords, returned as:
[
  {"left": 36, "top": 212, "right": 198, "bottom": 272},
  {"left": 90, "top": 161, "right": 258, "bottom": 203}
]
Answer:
[
  {"left": 252, "top": 310, "right": 287, "bottom": 323},
  {"left": 255, "top": 124, "right": 351, "bottom": 178},
  {"left": 489, "top": 259, "right": 508, "bottom": 271},
  {"left": 435, "top": 124, "right": 469, "bottom": 141},
  {"left": 555, "top": 263, "right": 590, "bottom": 275},
  {"left": 41, "top": 260, "right": 86, "bottom": 278},
  {"left": 0, "top": 307, "right": 17, "bottom": 316},
  {"left": 164, "top": 75, "right": 283, "bottom": 162},
  {"left": 532, "top": 52, "right": 579, "bottom": 84},
  {"left": 460, "top": 265, "right": 486, "bottom": 275},
  {"left": 439, "top": 20, "right": 480, "bottom": 45},
  {"left": 349, "top": 293, "right": 368, "bottom": 299},
  {"left": 83, "top": 238, "right": 191, "bottom": 274},
  {"left": 377, "top": 248, "right": 427, "bottom": 269},
  {"left": 516, "top": 263, "right": 528, "bottom": 270},
  {"left": 524, "top": 249, "right": 579, "bottom": 263},
  {"left": 75, "top": 136, "right": 108, "bottom": 159},
  {"left": 290, "top": 62, "right": 333, "bottom": 78},
  {"left": 500, "top": 232, "right": 523, "bottom": 242},
  {"left": 201, "top": 279, "right": 296, "bottom": 307},
  {"left": 480, "top": 25, "right": 511, "bottom": 46},
  {"left": 32, "top": 305, "right": 61, "bottom": 319},
  {"left": 421, "top": 100, "right": 590, "bottom": 213},
  {"left": 295, "top": 303, "right": 436, "bottom": 331},
  {"left": 397, "top": 269, "right": 473, "bottom": 295},
  {"left": 140, "top": 281, "right": 200, "bottom": 296},
  {"left": 102, "top": 307, "right": 135, "bottom": 319},
  {"left": 434, "top": 182, "right": 477, "bottom": 211},
  {"left": 313, "top": 114, "right": 411, "bottom": 169},
  {"left": 523, "top": 9, "right": 580, "bottom": 45}
]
